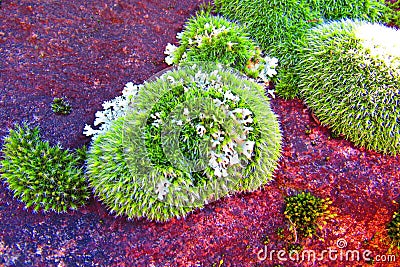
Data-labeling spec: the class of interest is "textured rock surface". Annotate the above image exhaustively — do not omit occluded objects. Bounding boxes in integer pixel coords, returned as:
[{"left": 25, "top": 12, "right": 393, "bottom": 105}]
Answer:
[{"left": 0, "top": 1, "right": 399, "bottom": 266}]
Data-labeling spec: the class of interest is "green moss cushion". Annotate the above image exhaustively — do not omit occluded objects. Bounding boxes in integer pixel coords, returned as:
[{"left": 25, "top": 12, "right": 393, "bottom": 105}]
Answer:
[
  {"left": 214, "top": 0, "right": 391, "bottom": 98},
  {"left": 164, "top": 11, "right": 278, "bottom": 81},
  {"left": 297, "top": 20, "right": 400, "bottom": 154},
  {"left": 86, "top": 64, "right": 282, "bottom": 221},
  {"left": 387, "top": 210, "right": 400, "bottom": 248},
  {"left": 1, "top": 124, "right": 89, "bottom": 212}
]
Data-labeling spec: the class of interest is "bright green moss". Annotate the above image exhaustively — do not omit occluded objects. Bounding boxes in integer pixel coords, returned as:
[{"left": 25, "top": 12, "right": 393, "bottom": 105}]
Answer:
[
  {"left": 0, "top": 124, "right": 90, "bottom": 212},
  {"left": 295, "top": 20, "right": 400, "bottom": 154},
  {"left": 385, "top": 0, "right": 400, "bottom": 26},
  {"left": 86, "top": 64, "right": 282, "bottom": 221},
  {"left": 165, "top": 11, "right": 278, "bottom": 81},
  {"left": 214, "top": 0, "right": 391, "bottom": 98}
]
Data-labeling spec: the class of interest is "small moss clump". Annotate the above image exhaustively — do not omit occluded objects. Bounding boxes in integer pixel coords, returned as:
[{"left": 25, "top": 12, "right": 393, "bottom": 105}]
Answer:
[
  {"left": 294, "top": 20, "right": 400, "bottom": 154},
  {"left": 288, "top": 243, "right": 303, "bottom": 255},
  {"left": 164, "top": 11, "right": 278, "bottom": 81},
  {"left": 387, "top": 210, "right": 400, "bottom": 248},
  {"left": 51, "top": 97, "right": 72, "bottom": 115},
  {"left": 86, "top": 64, "right": 282, "bottom": 221},
  {"left": 284, "top": 192, "right": 334, "bottom": 238},
  {"left": 0, "top": 124, "right": 90, "bottom": 212}
]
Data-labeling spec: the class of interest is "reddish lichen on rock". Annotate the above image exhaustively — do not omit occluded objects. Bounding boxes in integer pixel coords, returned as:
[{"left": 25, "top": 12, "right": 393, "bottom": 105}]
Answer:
[{"left": 0, "top": 1, "right": 399, "bottom": 266}]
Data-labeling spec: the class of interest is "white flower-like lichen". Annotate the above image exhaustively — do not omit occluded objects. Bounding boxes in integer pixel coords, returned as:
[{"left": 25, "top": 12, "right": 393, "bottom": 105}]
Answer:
[
  {"left": 258, "top": 56, "right": 279, "bottom": 83},
  {"left": 231, "top": 108, "right": 253, "bottom": 125},
  {"left": 196, "top": 125, "right": 207, "bottom": 137},
  {"left": 267, "top": 89, "right": 276, "bottom": 99},
  {"left": 206, "top": 90, "right": 256, "bottom": 178},
  {"left": 211, "top": 130, "right": 224, "bottom": 148},
  {"left": 83, "top": 82, "right": 141, "bottom": 139},
  {"left": 223, "top": 90, "right": 240, "bottom": 102},
  {"left": 242, "top": 141, "right": 255, "bottom": 160},
  {"left": 155, "top": 179, "right": 171, "bottom": 200},
  {"left": 209, "top": 151, "right": 229, "bottom": 178},
  {"left": 183, "top": 108, "right": 190, "bottom": 116},
  {"left": 164, "top": 43, "right": 178, "bottom": 65},
  {"left": 176, "top": 31, "right": 184, "bottom": 40},
  {"left": 150, "top": 112, "right": 163, "bottom": 128}
]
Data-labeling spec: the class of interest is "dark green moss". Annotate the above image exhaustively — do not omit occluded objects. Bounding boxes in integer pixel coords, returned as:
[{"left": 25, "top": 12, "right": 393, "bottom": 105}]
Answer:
[
  {"left": 51, "top": 97, "right": 72, "bottom": 115},
  {"left": 387, "top": 210, "right": 400, "bottom": 248},
  {"left": 284, "top": 191, "right": 334, "bottom": 238}
]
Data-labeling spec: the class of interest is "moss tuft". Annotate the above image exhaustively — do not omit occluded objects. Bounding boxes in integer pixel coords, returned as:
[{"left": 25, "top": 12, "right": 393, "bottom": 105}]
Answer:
[
  {"left": 0, "top": 124, "right": 90, "bottom": 212},
  {"left": 86, "top": 64, "right": 282, "bottom": 221},
  {"left": 51, "top": 97, "right": 72, "bottom": 115},
  {"left": 164, "top": 11, "right": 278, "bottom": 82},
  {"left": 387, "top": 210, "right": 400, "bottom": 248},
  {"left": 214, "top": 0, "right": 391, "bottom": 98},
  {"left": 284, "top": 191, "right": 334, "bottom": 238},
  {"left": 294, "top": 20, "right": 400, "bottom": 154}
]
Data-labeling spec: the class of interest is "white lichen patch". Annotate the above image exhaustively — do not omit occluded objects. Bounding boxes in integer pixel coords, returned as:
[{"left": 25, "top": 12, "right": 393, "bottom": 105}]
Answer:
[{"left": 83, "top": 82, "right": 141, "bottom": 139}]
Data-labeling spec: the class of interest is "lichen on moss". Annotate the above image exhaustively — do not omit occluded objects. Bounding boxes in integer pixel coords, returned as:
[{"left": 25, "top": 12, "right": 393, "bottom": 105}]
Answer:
[
  {"left": 86, "top": 64, "right": 282, "bottom": 221},
  {"left": 164, "top": 10, "right": 278, "bottom": 83}
]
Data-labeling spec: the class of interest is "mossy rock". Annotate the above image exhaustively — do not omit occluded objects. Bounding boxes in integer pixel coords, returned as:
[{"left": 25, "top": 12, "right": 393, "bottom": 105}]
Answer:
[
  {"left": 86, "top": 64, "right": 282, "bottom": 221},
  {"left": 214, "top": 0, "right": 391, "bottom": 98},
  {"left": 296, "top": 20, "right": 400, "bottom": 154},
  {"left": 164, "top": 11, "right": 277, "bottom": 81}
]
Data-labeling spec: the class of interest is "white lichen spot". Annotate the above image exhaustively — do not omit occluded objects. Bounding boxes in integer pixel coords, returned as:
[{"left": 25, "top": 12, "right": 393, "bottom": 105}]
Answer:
[
  {"left": 155, "top": 180, "right": 171, "bottom": 200},
  {"left": 196, "top": 125, "right": 207, "bottom": 137},
  {"left": 164, "top": 43, "right": 178, "bottom": 65},
  {"left": 183, "top": 108, "right": 190, "bottom": 116},
  {"left": 242, "top": 141, "right": 255, "bottom": 159}
]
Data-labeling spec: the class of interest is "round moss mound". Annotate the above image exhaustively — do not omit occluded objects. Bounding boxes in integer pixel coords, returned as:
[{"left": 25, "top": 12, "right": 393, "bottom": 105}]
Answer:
[
  {"left": 164, "top": 11, "right": 277, "bottom": 81},
  {"left": 296, "top": 20, "right": 400, "bottom": 154},
  {"left": 86, "top": 64, "right": 282, "bottom": 221},
  {"left": 0, "top": 124, "right": 90, "bottom": 212},
  {"left": 214, "top": 0, "right": 391, "bottom": 98}
]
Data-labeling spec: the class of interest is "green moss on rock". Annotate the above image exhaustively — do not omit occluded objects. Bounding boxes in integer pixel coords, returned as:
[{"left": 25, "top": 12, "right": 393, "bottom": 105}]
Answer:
[
  {"left": 164, "top": 11, "right": 278, "bottom": 81},
  {"left": 0, "top": 124, "right": 90, "bottom": 212},
  {"left": 214, "top": 0, "right": 391, "bottom": 98},
  {"left": 86, "top": 64, "right": 282, "bottom": 221},
  {"left": 295, "top": 20, "right": 400, "bottom": 154}
]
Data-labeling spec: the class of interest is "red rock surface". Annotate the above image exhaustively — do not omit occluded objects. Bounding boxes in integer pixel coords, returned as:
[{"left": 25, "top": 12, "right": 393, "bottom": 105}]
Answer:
[{"left": 0, "top": 1, "right": 399, "bottom": 266}]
